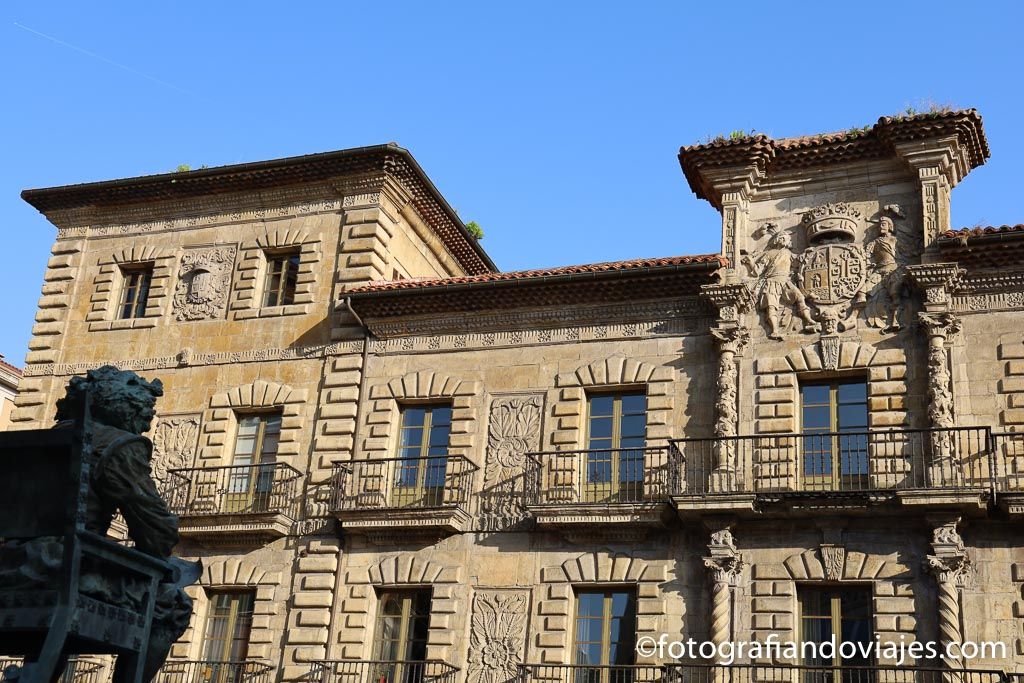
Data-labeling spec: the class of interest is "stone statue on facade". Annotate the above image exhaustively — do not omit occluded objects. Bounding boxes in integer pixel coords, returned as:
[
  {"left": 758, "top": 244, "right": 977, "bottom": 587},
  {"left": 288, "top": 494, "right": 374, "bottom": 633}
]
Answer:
[
  {"left": 742, "top": 223, "right": 819, "bottom": 340},
  {"left": 0, "top": 366, "right": 199, "bottom": 683},
  {"left": 865, "top": 207, "right": 912, "bottom": 331}
]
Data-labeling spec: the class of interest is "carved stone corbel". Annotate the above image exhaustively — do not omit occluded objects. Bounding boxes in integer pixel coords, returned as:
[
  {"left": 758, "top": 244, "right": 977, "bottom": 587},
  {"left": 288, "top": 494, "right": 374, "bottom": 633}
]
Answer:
[{"left": 906, "top": 263, "right": 965, "bottom": 313}]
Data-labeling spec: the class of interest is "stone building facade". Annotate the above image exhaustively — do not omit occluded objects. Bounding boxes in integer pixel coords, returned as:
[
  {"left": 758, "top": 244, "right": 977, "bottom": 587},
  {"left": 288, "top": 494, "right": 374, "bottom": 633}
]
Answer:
[
  {"left": 11, "top": 110, "right": 1024, "bottom": 679},
  {"left": 0, "top": 354, "right": 21, "bottom": 430}
]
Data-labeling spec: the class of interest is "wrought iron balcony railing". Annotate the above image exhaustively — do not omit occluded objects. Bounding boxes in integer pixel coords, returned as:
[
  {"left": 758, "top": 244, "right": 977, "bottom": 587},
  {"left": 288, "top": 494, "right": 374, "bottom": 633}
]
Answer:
[
  {"left": 165, "top": 462, "right": 302, "bottom": 519},
  {"left": 312, "top": 659, "right": 459, "bottom": 683},
  {"left": 660, "top": 663, "right": 1012, "bottom": 683},
  {"left": 518, "top": 663, "right": 667, "bottom": 682},
  {"left": 153, "top": 660, "right": 273, "bottom": 683},
  {"left": 332, "top": 455, "right": 477, "bottom": 512},
  {"left": 993, "top": 431, "right": 1024, "bottom": 492},
  {"left": 525, "top": 446, "right": 676, "bottom": 506},
  {"left": 670, "top": 427, "right": 994, "bottom": 496},
  {"left": 0, "top": 657, "right": 107, "bottom": 683}
]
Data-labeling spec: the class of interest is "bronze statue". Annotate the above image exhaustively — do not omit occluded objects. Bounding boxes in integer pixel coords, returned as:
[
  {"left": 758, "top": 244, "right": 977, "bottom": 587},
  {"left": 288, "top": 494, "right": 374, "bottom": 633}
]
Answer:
[{"left": 0, "top": 366, "right": 198, "bottom": 683}]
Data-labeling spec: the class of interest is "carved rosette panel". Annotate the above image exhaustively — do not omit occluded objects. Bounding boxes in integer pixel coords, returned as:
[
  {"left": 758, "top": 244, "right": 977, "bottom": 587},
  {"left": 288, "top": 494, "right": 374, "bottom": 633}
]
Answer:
[
  {"left": 151, "top": 414, "right": 201, "bottom": 488},
  {"left": 172, "top": 246, "right": 237, "bottom": 321},
  {"left": 467, "top": 590, "right": 529, "bottom": 683},
  {"left": 479, "top": 395, "right": 543, "bottom": 531}
]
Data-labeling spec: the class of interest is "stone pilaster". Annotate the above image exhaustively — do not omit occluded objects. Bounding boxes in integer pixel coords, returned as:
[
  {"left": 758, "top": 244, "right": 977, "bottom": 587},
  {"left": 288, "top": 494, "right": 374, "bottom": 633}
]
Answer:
[
  {"left": 923, "top": 517, "right": 971, "bottom": 672},
  {"left": 702, "top": 520, "right": 744, "bottom": 667}
]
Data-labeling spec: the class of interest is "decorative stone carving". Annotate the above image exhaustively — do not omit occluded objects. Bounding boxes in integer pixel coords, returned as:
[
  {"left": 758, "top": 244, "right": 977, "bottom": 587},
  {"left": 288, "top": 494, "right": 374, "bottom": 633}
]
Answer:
[
  {"left": 151, "top": 414, "right": 201, "bottom": 488},
  {"left": 920, "top": 313, "right": 961, "bottom": 481},
  {"left": 907, "top": 263, "right": 965, "bottom": 313},
  {"left": 703, "top": 522, "right": 743, "bottom": 665},
  {"left": 865, "top": 206, "right": 915, "bottom": 331},
  {"left": 172, "top": 247, "right": 237, "bottom": 321},
  {"left": 479, "top": 396, "right": 543, "bottom": 531},
  {"left": 709, "top": 326, "right": 748, "bottom": 491},
  {"left": 466, "top": 590, "right": 529, "bottom": 683},
  {"left": 742, "top": 223, "right": 819, "bottom": 339},
  {"left": 799, "top": 243, "right": 867, "bottom": 306},
  {"left": 924, "top": 517, "right": 971, "bottom": 670},
  {"left": 820, "top": 544, "right": 846, "bottom": 581}
]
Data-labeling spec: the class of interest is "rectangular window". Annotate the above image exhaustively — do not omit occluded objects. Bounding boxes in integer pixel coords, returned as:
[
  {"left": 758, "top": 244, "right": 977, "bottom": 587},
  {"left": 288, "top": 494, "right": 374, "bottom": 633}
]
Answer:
[
  {"left": 225, "top": 413, "right": 281, "bottom": 513},
  {"left": 800, "top": 380, "right": 868, "bottom": 491},
  {"left": 585, "top": 392, "right": 646, "bottom": 502},
  {"left": 262, "top": 250, "right": 300, "bottom": 307},
  {"left": 798, "top": 586, "right": 873, "bottom": 674},
  {"left": 202, "top": 591, "right": 255, "bottom": 663},
  {"left": 117, "top": 265, "right": 153, "bottom": 319},
  {"left": 393, "top": 404, "right": 451, "bottom": 508},
  {"left": 373, "top": 589, "right": 431, "bottom": 670},
  {"left": 573, "top": 589, "right": 637, "bottom": 677}
]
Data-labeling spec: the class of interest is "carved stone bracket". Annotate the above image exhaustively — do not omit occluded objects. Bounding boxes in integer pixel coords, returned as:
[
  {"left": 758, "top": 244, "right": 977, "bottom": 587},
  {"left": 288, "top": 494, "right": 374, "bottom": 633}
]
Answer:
[
  {"left": 702, "top": 282, "right": 753, "bottom": 327},
  {"left": 907, "top": 263, "right": 965, "bottom": 313}
]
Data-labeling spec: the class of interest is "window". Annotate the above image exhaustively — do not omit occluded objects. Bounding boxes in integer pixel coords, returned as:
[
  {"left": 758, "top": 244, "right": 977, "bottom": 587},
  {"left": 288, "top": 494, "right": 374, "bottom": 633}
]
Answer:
[
  {"left": 117, "top": 265, "right": 153, "bottom": 319},
  {"left": 225, "top": 413, "right": 281, "bottom": 513},
  {"left": 394, "top": 404, "right": 451, "bottom": 508},
  {"left": 585, "top": 392, "right": 646, "bottom": 502},
  {"left": 261, "top": 250, "right": 300, "bottom": 307},
  {"left": 573, "top": 589, "right": 636, "bottom": 680},
  {"left": 202, "top": 591, "right": 255, "bottom": 663},
  {"left": 800, "top": 380, "right": 868, "bottom": 491},
  {"left": 373, "top": 589, "right": 431, "bottom": 680},
  {"left": 799, "top": 586, "right": 873, "bottom": 676}
]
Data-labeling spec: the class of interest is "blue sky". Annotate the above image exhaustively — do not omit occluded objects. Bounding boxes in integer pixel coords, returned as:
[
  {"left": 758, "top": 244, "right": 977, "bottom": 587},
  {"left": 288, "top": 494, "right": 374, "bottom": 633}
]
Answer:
[{"left": 2, "top": 1, "right": 1022, "bottom": 366}]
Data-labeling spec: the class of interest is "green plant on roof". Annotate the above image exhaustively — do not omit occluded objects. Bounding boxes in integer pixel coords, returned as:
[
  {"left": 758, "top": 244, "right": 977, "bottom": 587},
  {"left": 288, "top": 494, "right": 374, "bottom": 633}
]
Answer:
[
  {"left": 900, "top": 99, "right": 956, "bottom": 119},
  {"left": 465, "top": 221, "right": 484, "bottom": 240},
  {"left": 175, "top": 164, "right": 191, "bottom": 173}
]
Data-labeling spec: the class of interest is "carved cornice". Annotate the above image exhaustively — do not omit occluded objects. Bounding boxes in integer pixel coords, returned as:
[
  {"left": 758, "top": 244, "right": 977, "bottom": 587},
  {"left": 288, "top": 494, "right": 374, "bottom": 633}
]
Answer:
[
  {"left": 365, "top": 299, "right": 711, "bottom": 347},
  {"left": 21, "top": 341, "right": 360, "bottom": 377},
  {"left": 702, "top": 282, "right": 753, "bottom": 325},
  {"left": 906, "top": 263, "right": 965, "bottom": 311}
]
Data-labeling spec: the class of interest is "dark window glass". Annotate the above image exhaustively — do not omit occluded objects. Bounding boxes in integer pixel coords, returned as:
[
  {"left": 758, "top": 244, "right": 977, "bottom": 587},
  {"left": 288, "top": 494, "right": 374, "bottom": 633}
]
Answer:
[
  {"left": 573, "top": 589, "right": 637, "bottom": 672},
  {"left": 800, "top": 379, "right": 869, "bottom": 491}
]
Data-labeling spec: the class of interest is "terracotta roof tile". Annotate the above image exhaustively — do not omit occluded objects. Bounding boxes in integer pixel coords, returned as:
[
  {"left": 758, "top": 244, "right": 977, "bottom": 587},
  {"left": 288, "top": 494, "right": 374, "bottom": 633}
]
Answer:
[
  {"left": 940, "top": 224, "right": 1024, "bottom": 240},
  {"left": 348, "top": 254, "right": 725, "bottom": 294},
  {"left": 0, "top": 357, "right": 22, "bottom": 377}
]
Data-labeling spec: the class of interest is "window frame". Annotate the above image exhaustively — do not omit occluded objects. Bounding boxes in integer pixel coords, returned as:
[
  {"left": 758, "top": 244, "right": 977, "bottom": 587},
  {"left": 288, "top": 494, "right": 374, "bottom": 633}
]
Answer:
[
  {"left": 796, "top": 584, "right": 874, "bottom": 669},
  {"left": 201, "top": 589, "right": 256, "bottom": 664},
  {"left": 260, "top": 249, "right": 301, "bottom": 308},
  {"left": 393, "top": 403, "right": 452, "bottom": 508},
  {"left": 225, "top": 411, "right": 283, "bottom": 512},
  {"left": 116, "top": 263, "right": 155, "bottom": 320},
  {"left": 371, "top": 588, "right": 432, "bottom": 664},
  {"left": 799, "top": 378, "right": 869, "bottom": 491},
  {"left": 571, "top": 586, "right": 638, "bottom": 670},
  {"left": 583, "top": 390, "right": 647, "bottom": 502}
]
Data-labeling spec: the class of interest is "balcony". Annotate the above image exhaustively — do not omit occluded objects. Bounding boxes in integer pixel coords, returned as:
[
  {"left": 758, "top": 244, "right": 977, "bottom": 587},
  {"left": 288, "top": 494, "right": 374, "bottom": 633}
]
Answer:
[
  {"left": 312, "top": 659, "right": 459, "bottom": 683},
  {"left": 330, "top": 455, "right": 477, "bottom": 541},
  {"left": 519, "top": 664, "right": 667, "bottom": 682},
  {"left": 993, "top": 431, "right": 1024, "bottom": 517},
  {"left": 670, "top": 427, "right": 994, "bottom": 518},
  {"left": 165, "top": 463, "right": 301, "bottom": 543},
  {"left": 659, "top": 664, "right": 1011, "bottom": 683},
  {"left": 524, "top": 446, "right": 676, "bottom": 538},
  {"left": 0, "top": 657, "right": 108, "bottom": 683},
  {"left": 153, "top": 661, "right": 273, "bottom": 683}
]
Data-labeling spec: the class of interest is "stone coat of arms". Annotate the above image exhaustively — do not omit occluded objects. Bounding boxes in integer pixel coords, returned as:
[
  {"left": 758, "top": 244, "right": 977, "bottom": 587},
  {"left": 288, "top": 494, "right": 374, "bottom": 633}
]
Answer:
[{"left": 799, "top": 242, "right": 867, "bottom": 305}]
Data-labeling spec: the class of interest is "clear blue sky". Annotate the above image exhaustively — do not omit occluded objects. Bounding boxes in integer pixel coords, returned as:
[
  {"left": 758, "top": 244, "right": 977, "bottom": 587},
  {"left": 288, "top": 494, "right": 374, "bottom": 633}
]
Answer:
[{"left": 2, "top": 1, "right": 1022, "bottom": 366}]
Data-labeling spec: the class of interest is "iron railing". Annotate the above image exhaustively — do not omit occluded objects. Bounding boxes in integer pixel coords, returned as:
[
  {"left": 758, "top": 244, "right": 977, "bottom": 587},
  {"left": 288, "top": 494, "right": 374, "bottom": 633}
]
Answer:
[
  {"left": 312, "top": 659, "right": 459, "bottom": 683},
  {"left": 661, "top": 663, "right": 1012, "bottom": 683},
  {"left": 519, "top": 664, "right": 667, "bottom": 682},
  {"left": 993, "top": 431, "right": 1024, "bottom": 493},
  {"left": 0, "top": 657, "right": 107, "bottom": 683},
  {"left": 165, "top": 463, "right": 302, "bottom": 518},
  {"left": 331, "top": 455, "right": 477, "bottom": 512},
  {"left": 525, "top": 446, "right": 676, "bottom": 506},
  {"left": 670, "top": 427, "right": 994, "bottom": 496},
  {"left": 153, "top": 660, "right": 273, "bottom": 683}
]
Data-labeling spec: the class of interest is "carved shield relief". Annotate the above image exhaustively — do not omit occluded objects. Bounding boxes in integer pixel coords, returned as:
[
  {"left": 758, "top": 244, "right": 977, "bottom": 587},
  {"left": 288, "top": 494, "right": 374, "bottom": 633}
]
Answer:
[
  {"left": 799, "top": 244, "right": 867, "bottom": 305},
  {"left": 173, "top": 246, "right": 237, "bottom": 321}
]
